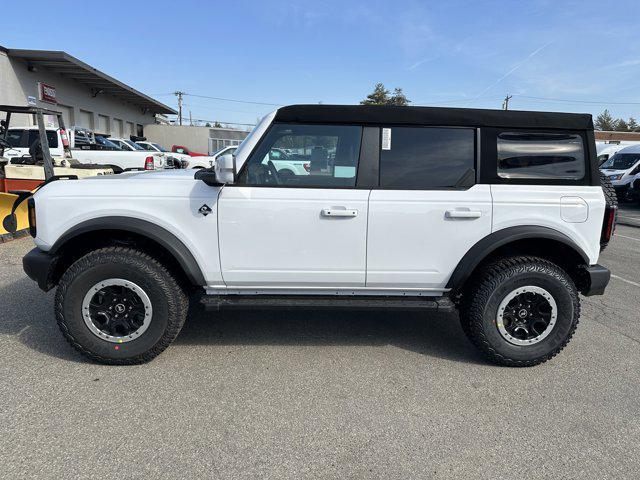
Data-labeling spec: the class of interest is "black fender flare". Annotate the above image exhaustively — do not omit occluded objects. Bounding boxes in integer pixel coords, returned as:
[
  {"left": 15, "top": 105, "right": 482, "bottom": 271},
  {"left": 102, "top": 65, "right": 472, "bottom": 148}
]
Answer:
[
  {"left": 446, "top": 225, "right": 590, "bottom": 290},
  {"left": 50, "top": 216, "right": 207, "bottom": 286}
]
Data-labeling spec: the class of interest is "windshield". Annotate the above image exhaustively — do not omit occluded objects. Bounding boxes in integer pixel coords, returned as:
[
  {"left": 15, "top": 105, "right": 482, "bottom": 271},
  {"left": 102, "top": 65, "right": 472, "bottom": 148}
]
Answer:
[
  {"left": 151, "top": 142, "right": 168, "bottom": 152},
  {"left": 124, "top": 139, "right": 144, "bottom": 151},
  {"left": 95, "top": 136, "right": 122, "bottom": 149},
  {"left": 136, "top": 142, "right": 155, "bottom": 151},
  {"left": 601, "top": 153, "right": 640, "bottom": 170}
]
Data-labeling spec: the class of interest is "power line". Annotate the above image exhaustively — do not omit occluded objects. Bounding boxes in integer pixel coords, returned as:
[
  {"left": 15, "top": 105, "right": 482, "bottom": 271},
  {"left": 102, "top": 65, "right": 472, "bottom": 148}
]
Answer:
[
  {"left": 176, "top": 116, "right": 256, "bottom": 127},
  {"left": 512, "top": 94, "right": 640, "bottom": 106},
  {"left": 181, "top": 102, "right": 266, "bottom": 115},
  {"left": 184, "top": 93, "right": 281, "bottom": 107}
]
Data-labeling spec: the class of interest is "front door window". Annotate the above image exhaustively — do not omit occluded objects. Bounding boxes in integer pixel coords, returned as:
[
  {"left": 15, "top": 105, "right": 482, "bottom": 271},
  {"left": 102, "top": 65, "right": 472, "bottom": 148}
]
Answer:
[{"left": 237, "top": 124, "right": 362, "bottom": 187}]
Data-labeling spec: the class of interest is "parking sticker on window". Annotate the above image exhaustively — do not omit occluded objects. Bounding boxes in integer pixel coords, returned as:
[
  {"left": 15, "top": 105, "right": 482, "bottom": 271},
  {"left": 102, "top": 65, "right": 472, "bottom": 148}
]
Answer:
[{"left": 382, "top": 128, "right": 392, "bottom": 150}]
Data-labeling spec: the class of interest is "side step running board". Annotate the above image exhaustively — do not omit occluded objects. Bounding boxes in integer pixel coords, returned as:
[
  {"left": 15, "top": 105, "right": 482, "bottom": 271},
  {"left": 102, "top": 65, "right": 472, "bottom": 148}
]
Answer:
[{"left": 200, "top": 295, "right": 456, "bottom": 312}]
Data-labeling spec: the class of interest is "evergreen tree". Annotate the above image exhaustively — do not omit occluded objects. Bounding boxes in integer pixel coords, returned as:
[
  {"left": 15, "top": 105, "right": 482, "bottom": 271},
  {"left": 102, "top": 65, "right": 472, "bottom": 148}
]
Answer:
[
  {"left": 594, "top": 109, "right": 615, "bottom": 131},
  {"left": 361, "top": 83, "right": 391, "bottom": 105},
  {"left": 389, "top": 88, "right": 411, "bottom": 106},
  {"left": 628, "top": 117, "right": 639, "bottom": 132},
  {"left": 615, "top": 119, "right": 629, "bottom": 132}
]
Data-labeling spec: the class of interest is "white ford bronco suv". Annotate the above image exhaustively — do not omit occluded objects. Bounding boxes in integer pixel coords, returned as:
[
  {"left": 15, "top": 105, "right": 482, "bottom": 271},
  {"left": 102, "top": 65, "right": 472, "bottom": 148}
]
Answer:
[{"left": 22, "top": 105, "right": 617, "bottom": 366}]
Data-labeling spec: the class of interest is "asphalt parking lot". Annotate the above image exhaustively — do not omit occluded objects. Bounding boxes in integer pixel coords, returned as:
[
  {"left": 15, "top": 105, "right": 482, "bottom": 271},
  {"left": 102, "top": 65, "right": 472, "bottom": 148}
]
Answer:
[{"left": 1, "top": 227, "right": 639, "bottom": 480}]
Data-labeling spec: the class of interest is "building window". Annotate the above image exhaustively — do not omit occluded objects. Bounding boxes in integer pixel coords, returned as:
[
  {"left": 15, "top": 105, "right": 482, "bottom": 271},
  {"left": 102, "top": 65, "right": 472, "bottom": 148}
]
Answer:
[
  {"left": 78, "top": 110, "right": 94, "bottom": 130},
  {"left": 97, "top": 115, "right": 110, "bottom": 135},
  {"left": 113, "top": 118, "right": 124, "bottom": 137}
]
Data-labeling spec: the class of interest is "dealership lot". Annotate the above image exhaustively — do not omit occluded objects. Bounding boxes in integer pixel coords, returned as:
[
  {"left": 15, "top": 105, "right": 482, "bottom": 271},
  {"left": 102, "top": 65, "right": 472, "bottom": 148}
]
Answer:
[{"left": 1, "top": 227, "right": 639, "bottom": 479}]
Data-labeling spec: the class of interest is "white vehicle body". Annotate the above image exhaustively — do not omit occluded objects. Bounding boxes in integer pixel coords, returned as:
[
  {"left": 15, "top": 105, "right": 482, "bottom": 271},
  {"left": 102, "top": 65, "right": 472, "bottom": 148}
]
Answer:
[
  {"left": 135, "top": 141, "right": 191, "bottom": 168},
  {"left": 31, "top": 110, "right": 607, "bottom": 293},
  {"left": 596, "top": 143, "right": 633, "bottom": 164},
  {"left": 5, "top": 128, "right": 166, "bottom": 171},
  {"left": 23, "top": 105, "right": 614, "bottom": 366},
  {"left": 136, "top": 141, "right": 234, "bottom": 169},
  {"left": 184, "top": 146, "right": 238, "bottom": 169},
  {"left": 599, "top": 144, "right": 640, "bottom": 191}
]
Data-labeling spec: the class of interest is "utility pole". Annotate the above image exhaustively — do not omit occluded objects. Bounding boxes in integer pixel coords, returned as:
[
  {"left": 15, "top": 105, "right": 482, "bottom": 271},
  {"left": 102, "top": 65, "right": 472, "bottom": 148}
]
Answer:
[
  {"left": 189, "top": 110, "right": 193, "bottom": 126},
  {"left": 174, "top": 91, "right": 184, "bottom": 125},
  {"left": 502, "top": 94, "right": 512, "bottom": 110}
]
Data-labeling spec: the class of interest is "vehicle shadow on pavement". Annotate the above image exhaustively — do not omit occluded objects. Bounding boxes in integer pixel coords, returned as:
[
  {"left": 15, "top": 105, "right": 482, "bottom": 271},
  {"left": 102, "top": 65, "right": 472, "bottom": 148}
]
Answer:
[
  {"left": 0, "top": 278, "right": 485, "bottom": 365},
  {"left": 175, "top": 302, "right": 486, "bottom": 365},
  {"left": 0, "top": 277, "right": 84, "bottom": 362}
]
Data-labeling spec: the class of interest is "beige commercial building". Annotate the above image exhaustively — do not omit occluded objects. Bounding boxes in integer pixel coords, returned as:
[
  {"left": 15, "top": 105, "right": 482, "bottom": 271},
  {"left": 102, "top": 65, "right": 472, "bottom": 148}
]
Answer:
[
  {"left": 0, "top": 46, "right": 175, "bottom": 136},
  {"left": 144, "top": 124, "right": 249, "bottom": 155}
]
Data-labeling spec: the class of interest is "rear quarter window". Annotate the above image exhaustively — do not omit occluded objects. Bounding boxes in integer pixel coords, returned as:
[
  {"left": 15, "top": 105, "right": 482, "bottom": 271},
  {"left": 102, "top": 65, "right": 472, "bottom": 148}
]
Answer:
[{"left": 497, "top": 132, "right": 585, "bottom": 180}]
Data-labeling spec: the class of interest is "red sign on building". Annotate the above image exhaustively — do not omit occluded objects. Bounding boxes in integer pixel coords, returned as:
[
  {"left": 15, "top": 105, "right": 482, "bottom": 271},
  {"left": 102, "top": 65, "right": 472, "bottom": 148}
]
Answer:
[{"left": 38, "top": 82, "right": 57, "bottom": 104}]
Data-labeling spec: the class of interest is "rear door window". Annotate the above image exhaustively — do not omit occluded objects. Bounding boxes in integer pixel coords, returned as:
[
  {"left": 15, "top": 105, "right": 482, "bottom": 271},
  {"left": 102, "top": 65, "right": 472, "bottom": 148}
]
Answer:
[
  {"left": 379, "top": 127, "right": 476, "bottom": 189},
  {"left": 497, "top": 132, "right": 585, "bottom": 180}
]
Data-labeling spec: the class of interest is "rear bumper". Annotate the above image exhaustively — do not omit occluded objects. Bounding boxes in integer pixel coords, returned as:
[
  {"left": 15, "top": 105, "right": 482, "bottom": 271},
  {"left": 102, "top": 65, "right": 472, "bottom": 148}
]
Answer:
[
  {"left": 581, "top": 264, "right": 610, "bottom": 296},
  {"left": 23, "top": 247, "right": 58, "bottom": 292}
]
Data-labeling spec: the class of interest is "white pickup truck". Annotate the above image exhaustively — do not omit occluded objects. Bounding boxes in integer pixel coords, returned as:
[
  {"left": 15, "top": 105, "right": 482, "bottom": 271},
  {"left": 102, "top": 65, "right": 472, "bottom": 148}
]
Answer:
[{"left": 4, "top": 127, "right": 166, "bottom": 172}]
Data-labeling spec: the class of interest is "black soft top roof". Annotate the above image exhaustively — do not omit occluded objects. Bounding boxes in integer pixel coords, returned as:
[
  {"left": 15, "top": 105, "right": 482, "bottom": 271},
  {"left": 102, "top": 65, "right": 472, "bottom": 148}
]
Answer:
[{"left": 274, "top": 104, "right": 593, "bottom": 131}]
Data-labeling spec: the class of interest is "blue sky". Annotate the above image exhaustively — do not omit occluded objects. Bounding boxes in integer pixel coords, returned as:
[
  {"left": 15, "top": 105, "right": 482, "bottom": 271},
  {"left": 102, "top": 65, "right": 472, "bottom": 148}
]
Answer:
[{"left": 3, "top": 0, "right": 640, "bottom": 126}]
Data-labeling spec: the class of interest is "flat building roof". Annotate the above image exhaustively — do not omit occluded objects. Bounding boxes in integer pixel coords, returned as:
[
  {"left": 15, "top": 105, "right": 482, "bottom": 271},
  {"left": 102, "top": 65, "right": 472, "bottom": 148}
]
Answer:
[{"left": 1, "top": 46, "right": 176, "bottom": 115}]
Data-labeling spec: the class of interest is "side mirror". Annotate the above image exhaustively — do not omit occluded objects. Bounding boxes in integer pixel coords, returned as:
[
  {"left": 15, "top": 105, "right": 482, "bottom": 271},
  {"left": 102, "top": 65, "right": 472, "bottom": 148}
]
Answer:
[
  {"left": 194, "top": 168, "right": 223, "bottom": 186},
  {"left": 215, "top": 153, "right": 235, "bottom": 184}
]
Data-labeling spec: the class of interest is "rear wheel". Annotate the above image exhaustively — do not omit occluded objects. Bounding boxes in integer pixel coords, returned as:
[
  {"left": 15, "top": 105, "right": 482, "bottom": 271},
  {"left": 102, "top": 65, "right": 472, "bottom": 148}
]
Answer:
[
  {"left": 459, "top": 256, "right": 580, "bottom": 367},
  {"left": 55, "top": 247, "right": 188, "bottom": 364}
]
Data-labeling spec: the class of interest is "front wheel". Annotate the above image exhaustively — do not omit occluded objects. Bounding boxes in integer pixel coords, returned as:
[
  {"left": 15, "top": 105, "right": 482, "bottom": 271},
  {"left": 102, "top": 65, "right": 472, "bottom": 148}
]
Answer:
[
  {"left": 459, "top": 256, "right": 580, "bottom": 367},
  {"left": 55, "top": 247, "right": 188, "bottom": 364}
]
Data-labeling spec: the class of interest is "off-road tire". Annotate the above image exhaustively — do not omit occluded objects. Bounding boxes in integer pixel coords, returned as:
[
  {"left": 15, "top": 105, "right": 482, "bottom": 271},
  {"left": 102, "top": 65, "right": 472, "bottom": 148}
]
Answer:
[
  {"left": 55, "top": 247, "right": 188, "bottom": 364},
  {"left": 600, "top": 171, "right": 618, "bottom": 209},
  {"left": 459, "top": 256, "right": 580, "bottom": 367},
  {"left": 599, "top": 171, "right": 618, "bottom": 250}
]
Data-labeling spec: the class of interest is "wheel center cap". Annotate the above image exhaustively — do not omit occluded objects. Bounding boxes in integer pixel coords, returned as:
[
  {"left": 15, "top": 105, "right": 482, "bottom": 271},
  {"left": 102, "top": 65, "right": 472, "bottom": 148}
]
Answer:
[
  {"left": 115, "top": 303, "right": 126, "bottom": 314},
  {"left": 518, "top": 308, "right": 528, "bottom": 318}
]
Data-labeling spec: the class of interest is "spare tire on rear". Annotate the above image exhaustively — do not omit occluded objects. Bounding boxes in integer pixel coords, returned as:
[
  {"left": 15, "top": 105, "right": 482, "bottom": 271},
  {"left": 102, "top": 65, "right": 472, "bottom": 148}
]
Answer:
[
  {"left": 600, "top": 171, "right": 617, "bottom": 251},
  {"left": 600, "top": 171, "right": 618, "bottom": 209}
]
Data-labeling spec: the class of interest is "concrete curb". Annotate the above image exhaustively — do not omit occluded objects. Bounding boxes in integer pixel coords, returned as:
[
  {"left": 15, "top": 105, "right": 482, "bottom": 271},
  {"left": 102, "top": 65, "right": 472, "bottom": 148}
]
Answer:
[
  {"left": 618, "top": 218, "right": 640, "bottom": 228},
  {"left": 0, "top": 229, "right": 29, "bottom": 243}
]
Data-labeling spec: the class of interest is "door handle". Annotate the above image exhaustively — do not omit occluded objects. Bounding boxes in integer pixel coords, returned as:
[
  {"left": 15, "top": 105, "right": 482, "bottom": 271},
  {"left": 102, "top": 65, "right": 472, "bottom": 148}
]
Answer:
[
  {"left": 321, "top": 207, "right": 358, "bottom": 218},
  {"left": 445, "top": 209, "right": 482, "bottom": 219}
]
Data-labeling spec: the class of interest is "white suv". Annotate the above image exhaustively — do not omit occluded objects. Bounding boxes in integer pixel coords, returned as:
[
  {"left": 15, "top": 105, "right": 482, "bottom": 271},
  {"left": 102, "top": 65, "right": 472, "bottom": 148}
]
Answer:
[{"left": 22, "top": 105, "right": 616, "bottom": 366}]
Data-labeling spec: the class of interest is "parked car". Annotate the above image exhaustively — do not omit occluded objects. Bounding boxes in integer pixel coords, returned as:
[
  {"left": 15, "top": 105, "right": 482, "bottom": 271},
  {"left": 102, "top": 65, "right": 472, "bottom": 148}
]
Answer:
[
  {"left": 262, "top": 147, "right": 310, "bottom": 176},
  {"left": 137, "top": 141, "right": 237, "bottom": 169},
  {"left": 23, "top": 104, "right": 615, "bottom": 366},
  {"left": 136, "top": 141, "right": 190, "bottom": 168},
  {"left": 172, "top": 145, "right": 207, "bottom": 156},
  {"left": 599, "top": 144, "right": 640, "bottom": 201},
  {"left": 4, "top": 128, "right": 166, "bottom": 173},
  {"left": 94, "top": 135, "right": 123, "bottom": 150}
]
